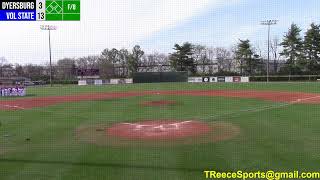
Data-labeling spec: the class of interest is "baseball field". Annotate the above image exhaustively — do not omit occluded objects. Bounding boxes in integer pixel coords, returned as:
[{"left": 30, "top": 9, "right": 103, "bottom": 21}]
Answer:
[{"left": 1, "top": 82, "right": 320, "bottom": 180}]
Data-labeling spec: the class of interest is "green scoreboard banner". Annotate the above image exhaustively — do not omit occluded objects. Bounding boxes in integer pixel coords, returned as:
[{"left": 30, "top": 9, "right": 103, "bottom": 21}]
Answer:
[{"left": 0, "top": 0, "right": 80, "bottom": 21}]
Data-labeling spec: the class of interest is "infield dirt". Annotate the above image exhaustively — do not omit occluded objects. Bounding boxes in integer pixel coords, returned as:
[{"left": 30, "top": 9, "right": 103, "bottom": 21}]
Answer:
[
  {"left": 76, "top": 120, "right": 240, "bottom": 147},
  {"left": 1, "top": 90, "right": 320, "bottom": 110}
]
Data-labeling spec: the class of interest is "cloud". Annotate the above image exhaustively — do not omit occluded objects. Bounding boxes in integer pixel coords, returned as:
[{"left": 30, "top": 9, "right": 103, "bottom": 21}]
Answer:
[
  {"left": 0, "top": 0, "right": 216, "bottom": 64},
  {"left": 230, "top": 25, "right": 263, "bottom": 42}
]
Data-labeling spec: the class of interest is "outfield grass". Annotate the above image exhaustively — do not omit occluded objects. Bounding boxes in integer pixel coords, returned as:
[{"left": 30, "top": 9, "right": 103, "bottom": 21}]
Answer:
[
  {"left": 10, "top": 82, "right": 320, "bottom": 98},
  {"left": 1, "top": 83, "right": 320, "bottom": 180}
]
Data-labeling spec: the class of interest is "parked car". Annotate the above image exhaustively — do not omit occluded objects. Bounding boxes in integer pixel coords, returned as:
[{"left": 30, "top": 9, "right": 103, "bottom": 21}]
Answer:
[
  {"left": 32, "top": 81, "right": 46, "bottom": 85},
  {"left": 23, "top": 81, "right": 35, "bottom": 86}
]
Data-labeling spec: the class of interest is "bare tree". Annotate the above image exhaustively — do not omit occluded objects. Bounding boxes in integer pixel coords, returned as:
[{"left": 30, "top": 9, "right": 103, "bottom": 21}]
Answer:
[
  {"left": 0, "top": 57, "right": 7, "bottom": 77},
  {"left": 76, "top": 56, "right": 99, "bottom": 70},
  {"left": 23, "top": 64, "right": 46, "bottom": 80},
  {"left": 205, "top": 47, "right": 215, "bottom": 74},
  {"left": 118, "top": 49, "right": 129, "bottom": 77},
  {"left": 215, "top": 47, "right": 232, "bottom": 72},
  {"left": 15, "top": 64, "right": 24, "bottom": 77},
  {"left": 270, "top": 37, "right": 280, "bottom": 73},
  {"left": 97, "top": 57, "right": 113, "bottom": 79},
  {"left": 140, "top": 55, "right": 153, "bottom": 72},
  {"left": 76, "top": 57, "right": 88, "bottom": 69},
  {"left": 1, "top": 64, "right": 15, "bottom": 77},
  {"left": 254, "top": 41, "right": 263, "bottom": 57},
  {"left": 43, "top": 62, "right": 56, "bottom": 78},
  {"left": 56, "top": 58, "right": 76, "bottom": 80},
  {"left": 0, "top": 57, "right": 16, "bottom": 78},
  {"left": 193, "top": 45, "right": 208, "bottom": 74},
  {"left": 86, "top": 56, "right": 99, "bottom": 69},
  {"left": 156, "top": 53, "right": 169, "bottom": 72},
  {"left": 142, "top": 52, "right": 169, "bottom": 72},
  {"left": 101, "top": 48, "right": 120, "bottom": 76},
  {"left": 128, "top": 45, "right": 144, "bottom": 75}
]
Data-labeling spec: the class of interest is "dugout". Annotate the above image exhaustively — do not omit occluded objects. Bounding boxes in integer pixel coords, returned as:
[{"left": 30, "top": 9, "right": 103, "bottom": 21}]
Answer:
[{"left": 133, "top": 72, "right": 188, "bottom": 83}]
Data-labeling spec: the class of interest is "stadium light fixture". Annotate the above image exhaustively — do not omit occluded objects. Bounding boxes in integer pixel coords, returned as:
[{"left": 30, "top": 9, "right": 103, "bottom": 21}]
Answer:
[
  {"left": 41, "top": 25, "right": 57, "bottom": 87},
  {"left": 261, "top": 20, "right": 278, "bottom": 82}
]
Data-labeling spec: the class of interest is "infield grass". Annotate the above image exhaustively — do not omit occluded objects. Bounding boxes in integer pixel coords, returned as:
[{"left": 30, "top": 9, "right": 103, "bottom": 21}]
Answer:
[{"left": 1, "top": 83, "right": 320, "bottom": 180}]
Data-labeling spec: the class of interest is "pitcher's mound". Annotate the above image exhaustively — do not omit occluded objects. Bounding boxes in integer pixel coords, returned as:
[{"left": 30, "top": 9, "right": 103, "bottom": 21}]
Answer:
[{"left": 76, "top": 120, "right": 240, "bottom": 147}]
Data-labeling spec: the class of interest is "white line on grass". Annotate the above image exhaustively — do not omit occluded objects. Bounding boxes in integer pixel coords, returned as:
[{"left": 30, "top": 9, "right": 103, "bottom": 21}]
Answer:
[
  {"left": 289, "top": 95, "right": 320, "bottom": 103},
  {"left": 121, "top": 121, "right": 193, "bottom": 126},
  {"left": 198, "top": 95, "right": 320, "bottom": 121},
  {"left": 0, "top": 104, "right": 25, "bottom": 110}
]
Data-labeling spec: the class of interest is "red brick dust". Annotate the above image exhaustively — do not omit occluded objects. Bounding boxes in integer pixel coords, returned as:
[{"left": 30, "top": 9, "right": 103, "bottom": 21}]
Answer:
[
  {"left": 0, "top": 92, "right": 142, "bottom": 110},
  {"left": 140, "top": 100, "right": 178, "bottom": 107},
  {"left": 75, "top": 120, "right": 240, "bottom": 147},
  {"left": 1, "top": 89, "right": 320, "bottom": 111}
]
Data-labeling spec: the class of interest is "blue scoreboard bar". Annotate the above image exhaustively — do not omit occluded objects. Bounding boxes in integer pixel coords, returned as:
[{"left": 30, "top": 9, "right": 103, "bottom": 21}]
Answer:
[{"left": 0, "top": 0, "right": 36, "bottom": 21}]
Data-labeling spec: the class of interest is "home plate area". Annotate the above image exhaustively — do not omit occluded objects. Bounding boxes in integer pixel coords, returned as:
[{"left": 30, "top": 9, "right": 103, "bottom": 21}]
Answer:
[
  {"left": 107, "top": 120, "right": 210, "bottom": 140},
  {"left": 76, "top": 120, "right": 240, "bottom": 147}
]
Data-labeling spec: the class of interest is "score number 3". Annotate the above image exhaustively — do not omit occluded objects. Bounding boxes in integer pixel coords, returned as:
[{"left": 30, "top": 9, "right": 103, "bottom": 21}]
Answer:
[{"left": 38, "top": 2, "right": 43, "bottom": 9}]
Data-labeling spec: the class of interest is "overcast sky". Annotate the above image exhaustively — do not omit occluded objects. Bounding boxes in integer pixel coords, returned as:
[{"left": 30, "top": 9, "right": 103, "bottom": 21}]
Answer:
[{"left": 0, "top": 0, "right": 319, "bottom": 65}]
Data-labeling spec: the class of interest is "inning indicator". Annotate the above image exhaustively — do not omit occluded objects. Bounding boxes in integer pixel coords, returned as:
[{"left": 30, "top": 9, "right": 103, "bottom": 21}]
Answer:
[{"left": 0, "top": 0, "right": 80, "bottom": 21}]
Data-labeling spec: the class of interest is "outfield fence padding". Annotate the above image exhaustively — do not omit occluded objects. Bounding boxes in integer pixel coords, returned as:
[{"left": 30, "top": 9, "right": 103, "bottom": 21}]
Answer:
[{"left": 133, "top": 72, "right": 188, "bottom": 83}]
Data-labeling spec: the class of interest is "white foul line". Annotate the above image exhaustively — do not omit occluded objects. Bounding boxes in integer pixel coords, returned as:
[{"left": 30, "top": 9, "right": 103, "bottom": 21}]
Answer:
[
  {"left": 199, "top": 95, "right": 320, "bottom": 121},
  {"left": 0, "top": 104, "right": 25, "bottom": 110},
  {"left": 289, "top": 95, "right": 320, "bottom": 104}
]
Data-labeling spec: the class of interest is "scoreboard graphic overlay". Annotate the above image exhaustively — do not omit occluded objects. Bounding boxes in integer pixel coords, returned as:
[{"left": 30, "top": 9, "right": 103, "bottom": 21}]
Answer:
[{"left": 0, "top": 0, "right": 80, "bottom": 21}]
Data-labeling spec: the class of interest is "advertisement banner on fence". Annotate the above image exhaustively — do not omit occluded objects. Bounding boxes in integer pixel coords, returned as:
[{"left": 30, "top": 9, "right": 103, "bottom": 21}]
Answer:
[
  {"left": 225, "top": 77, "right": 233, "bottom": 83},
  {"left": 94, "top": 80, "right": 103, "bottom": 85},
  {"left": 78, "top": 80, "right": 87, "bottom": 86},
  {"left": 188, "top": 77, "right": 203, "bottom": 83},
  {"left": 202, "top": 77, "right": 210, "bottom": 83},
  {"left": 241, "top": 77, "right": 250, "bottom": 83},
  {"left": 110, "top": 79, "right": 120, "bottom": 85},
  {"left": 125, "top": 79, "right": 133, "bottom": 84},
  {"left": 217, "top": 77, "right": 226, "bottom": 82},
  {"left": 233, "top": 76, "right": 241, "bottom": 82},
  {"left": 210, "top": 77, "right": 218, "bottom": 83},
  {"left": 189, "top": 76, "right": 249, "bottom": 83}
]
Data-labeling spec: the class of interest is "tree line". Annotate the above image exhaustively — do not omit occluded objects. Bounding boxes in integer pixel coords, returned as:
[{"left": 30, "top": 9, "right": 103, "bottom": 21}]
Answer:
[
  {"left": 169, "top": 22, "right": 320, "bottom": 76},
  {"left": 1, "top": 22, "right": 320, "bottom": 82}
]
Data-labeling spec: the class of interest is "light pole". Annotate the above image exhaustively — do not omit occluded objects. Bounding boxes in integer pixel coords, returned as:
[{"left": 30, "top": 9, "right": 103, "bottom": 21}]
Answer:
[
  {"left": 261, "top": 20, "right": 278, "bottom": 82},
  {"left": 41, "top": 25, "right": 57, "bottom": 87}
]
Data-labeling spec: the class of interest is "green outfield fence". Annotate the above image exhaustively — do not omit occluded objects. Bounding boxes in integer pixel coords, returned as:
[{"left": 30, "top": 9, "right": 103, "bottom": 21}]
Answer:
[{"left": 133, "top": 72, "right": 188, "bottom": 83}]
